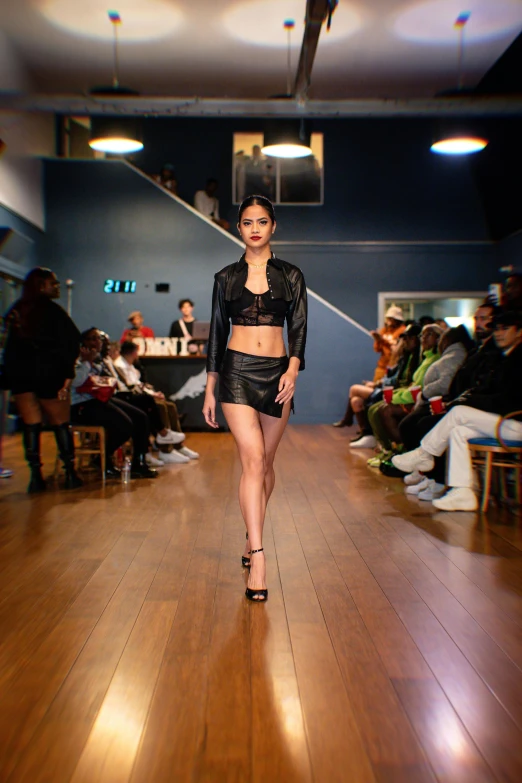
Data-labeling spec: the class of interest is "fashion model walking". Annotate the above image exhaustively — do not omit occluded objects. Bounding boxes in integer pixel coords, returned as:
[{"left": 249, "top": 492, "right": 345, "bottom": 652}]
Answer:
[{"left": 203, "top": 196, "right": 307, "bottom": 602}]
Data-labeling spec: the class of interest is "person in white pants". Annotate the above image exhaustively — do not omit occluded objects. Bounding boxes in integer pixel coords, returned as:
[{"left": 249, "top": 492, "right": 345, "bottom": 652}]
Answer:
[{"left": 392, "top": 310, "right": 522, "bottom": 510}]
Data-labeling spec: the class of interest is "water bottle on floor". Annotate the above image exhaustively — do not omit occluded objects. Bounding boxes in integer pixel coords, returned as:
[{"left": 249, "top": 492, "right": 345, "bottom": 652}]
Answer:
[{"left": 122, "top": 457, "right": 131, "bottom": 484}]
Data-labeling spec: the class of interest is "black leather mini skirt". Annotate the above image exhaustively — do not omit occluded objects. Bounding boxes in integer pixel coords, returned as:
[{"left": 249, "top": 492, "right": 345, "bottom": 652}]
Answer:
[{"left": 219, "top": 349, "right": 294, "bottom": 419}]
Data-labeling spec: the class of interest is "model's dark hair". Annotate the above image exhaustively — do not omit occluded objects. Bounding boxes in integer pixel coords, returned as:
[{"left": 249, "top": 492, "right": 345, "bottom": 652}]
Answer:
[
  {"left": 120, "top": 340, "right": 140, "bottom": 357},
  {"left": 22, "top": 267, "right": 55, "bottom": 300},
  {"left": 238, "top": 195, "right": 276, "bottom": 224},
  {"left": 178, "top": 298, "right": 194, "bottom": 309}
]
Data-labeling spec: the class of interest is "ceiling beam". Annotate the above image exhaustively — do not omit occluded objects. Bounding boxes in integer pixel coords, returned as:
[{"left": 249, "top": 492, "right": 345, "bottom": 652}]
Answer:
[
  {"left": 2, "top": 95, "right": 522, "bottom": 117},
  {"left": 293, "top": 0, "right": 330, "bottom": 102}
]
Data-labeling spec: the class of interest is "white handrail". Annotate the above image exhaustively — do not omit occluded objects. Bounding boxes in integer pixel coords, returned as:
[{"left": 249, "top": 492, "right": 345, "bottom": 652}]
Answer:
[{"left": 122, "top": 161, "right": 373, "bottom": 338}]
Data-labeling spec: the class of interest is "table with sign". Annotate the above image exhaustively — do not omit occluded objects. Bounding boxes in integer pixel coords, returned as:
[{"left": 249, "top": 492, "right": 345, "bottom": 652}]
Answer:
[{"left": 136, "top": 338, "right": 227, "bottom": 431}]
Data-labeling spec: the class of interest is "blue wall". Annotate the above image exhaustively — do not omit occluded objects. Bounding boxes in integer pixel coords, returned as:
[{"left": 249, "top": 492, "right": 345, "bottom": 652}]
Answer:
[
  {"left": 132, "top": 117, "right": 491, "bottom": 242},
  {"left": 276, "top": 243, "right": 496, "bottom": 331},
  {"left": 39, "top": 160, "right": 380, "bottom": 423},
  {"left": 40, "top": 106, "right": 501, "bottom": 425},
  {"left": 497, "top": 230, "right": 522, "bottom": 274}
]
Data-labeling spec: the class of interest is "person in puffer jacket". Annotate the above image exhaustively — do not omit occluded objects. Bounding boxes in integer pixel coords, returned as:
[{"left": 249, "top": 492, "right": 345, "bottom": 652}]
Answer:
[
  {"left": 414, "top": 325, "right": 475, "bottom": 409},
  {"left": 398, "top": 326, "right": 475, "bottom": 451},
  {"left": 367, "top": 324, "right": 444, "bottom": 453}
]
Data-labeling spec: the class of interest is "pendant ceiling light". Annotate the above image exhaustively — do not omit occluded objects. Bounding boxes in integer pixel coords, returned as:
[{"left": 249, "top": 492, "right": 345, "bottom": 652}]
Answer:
[
  {"left": 430, "top": 136, "right": 488, "bottom": 155},
  {"left": 88, "top": 11, "right": 143, "bottom": 155},
  {"left": 261, "top": 120, "right": 313, "bottom": 159},
  {"left": 431, "top": 12, "right": 488, "bottom": 156},
  {"left": 89, "top": 115, "right": 143, "bottom": 154}
]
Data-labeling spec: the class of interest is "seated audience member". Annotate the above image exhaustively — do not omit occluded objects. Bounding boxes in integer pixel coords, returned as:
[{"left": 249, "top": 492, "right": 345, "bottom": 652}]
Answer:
[
  {"left": 333, "top": 306, "right": 406, "bottom": 429},
  {"left": 194, "top": 179, "right": 230, "bottom": 230},
  {"left": 472, "top": 300, "right": 500, "bottom": 349},
  {"left": 153, "top": 163, "right": 178, "bottom": 195},
  {"left": 102, "top": 339, "right": 187, "bottom": 466},
  {"left": 349, "top": 324, "right": 422, "bottom": 448},
  {"left": 371, "top": 306, "right": 406, "bottom": 382},
  {"left": 396, "top": 305, "right": 502, "bottom": 499},
  {"left": 115, "top": 341, "right": 198, "bottom": 461},
  {"left": 70, "top": 329, "right": 159, "bottom": 479},
  {"left": 367, "top": 324, "right": 444, "bottom": 462},
  {"left": 396, "top": 326, "right": 473, "bottom": 475},
  {"left": 393, "top": 310, "right": 522, "bottom": 511},
  {"left": 120, "top": 311, "right": 155, "bottom": 343}
]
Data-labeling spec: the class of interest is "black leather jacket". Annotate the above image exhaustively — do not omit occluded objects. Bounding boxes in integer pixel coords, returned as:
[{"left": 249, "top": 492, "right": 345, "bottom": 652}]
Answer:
[{"left": 206, "top": 254, "right": 307, "bottom": 373}]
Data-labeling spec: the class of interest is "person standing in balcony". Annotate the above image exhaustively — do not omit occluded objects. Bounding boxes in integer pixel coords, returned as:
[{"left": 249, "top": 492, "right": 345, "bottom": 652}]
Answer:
[{"left": 194, "top": 179, "right": 230, "bottom": 230}]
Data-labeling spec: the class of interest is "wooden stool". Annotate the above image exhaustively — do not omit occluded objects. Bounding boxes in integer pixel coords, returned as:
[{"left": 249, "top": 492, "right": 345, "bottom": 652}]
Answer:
[
  {"left": 55, "top": 425, "right": 106, "bottom": 482},
  {"left": 468, "top": 410, "right": 522, "bottom": 513}
]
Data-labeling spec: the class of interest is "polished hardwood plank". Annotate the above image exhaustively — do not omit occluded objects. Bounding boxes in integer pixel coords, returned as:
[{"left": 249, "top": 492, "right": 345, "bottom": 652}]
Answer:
[{"left": 1, "top": 425, "right": 522, "bottom": 782}]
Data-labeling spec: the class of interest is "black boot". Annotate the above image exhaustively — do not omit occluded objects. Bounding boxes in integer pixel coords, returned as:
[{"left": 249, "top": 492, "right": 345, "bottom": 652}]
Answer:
[
  {"left": 131, "top": 454, "right": 159, "bottom": 479},
  {"left": 23, "top": 423, "right": 46, "bottom": 494},
  {"left": 53, "top": 423, "right": 83, "bottom": 489}
]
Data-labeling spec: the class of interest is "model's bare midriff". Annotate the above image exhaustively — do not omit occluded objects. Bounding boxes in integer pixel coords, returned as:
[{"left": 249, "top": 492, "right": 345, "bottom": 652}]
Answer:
[{"left": 228, "top": 325, "right": 286, "bottom": 358}]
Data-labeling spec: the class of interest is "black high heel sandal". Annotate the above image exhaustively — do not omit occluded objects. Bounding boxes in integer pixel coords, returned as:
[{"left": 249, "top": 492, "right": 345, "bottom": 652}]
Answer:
[
  {"left": 245, "top": 548, "right": 268, "bottom": 602},
  {"left": 242, "top": 531, "right": 251, "bottom": 568}
]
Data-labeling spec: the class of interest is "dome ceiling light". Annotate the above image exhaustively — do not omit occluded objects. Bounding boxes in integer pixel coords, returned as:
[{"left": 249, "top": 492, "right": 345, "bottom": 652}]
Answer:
[
  {"left": 261, "top": 120, "right": 313, "bottom": 159},
  {"left": 431, "top": 12, "right": 488, "bottom": 156},
  {"left": 430, "top": 136, "right": 488, "bottom": 155}
]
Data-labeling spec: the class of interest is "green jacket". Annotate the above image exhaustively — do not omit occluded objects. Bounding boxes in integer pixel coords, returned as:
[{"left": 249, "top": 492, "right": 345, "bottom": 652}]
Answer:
[{"left": 392, "top": 349, "right": 440, "bottom": 405}]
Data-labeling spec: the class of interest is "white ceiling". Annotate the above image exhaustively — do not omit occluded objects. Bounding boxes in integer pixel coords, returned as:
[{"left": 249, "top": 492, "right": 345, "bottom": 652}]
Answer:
[{"left": 3, "top": 0, "right": 522, "bottom": 100}]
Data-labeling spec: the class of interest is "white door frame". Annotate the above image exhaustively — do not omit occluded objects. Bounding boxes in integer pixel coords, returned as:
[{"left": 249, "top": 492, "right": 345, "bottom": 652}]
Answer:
[{"left": 378, "top": 291, "right": 486, "bottom": 326}]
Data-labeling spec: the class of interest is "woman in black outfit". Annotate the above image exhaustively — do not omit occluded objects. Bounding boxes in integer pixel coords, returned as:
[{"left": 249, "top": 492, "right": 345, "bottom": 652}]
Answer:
[
  {"left": 3, "top": 267, "right": 82, "bottom": 492},
  {"left": 203, "top": 196, "right": 307, "bottom": 602}
]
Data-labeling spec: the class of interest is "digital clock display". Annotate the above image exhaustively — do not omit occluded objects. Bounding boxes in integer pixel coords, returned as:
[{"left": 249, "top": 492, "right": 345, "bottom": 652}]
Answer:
[{"left": 104, "top": 279, "right": 137, "bottom": 294}]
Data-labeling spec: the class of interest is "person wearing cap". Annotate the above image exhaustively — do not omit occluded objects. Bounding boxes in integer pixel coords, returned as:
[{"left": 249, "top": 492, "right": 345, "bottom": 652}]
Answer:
[
  {"left": 392, "top": 310, "right": 522, "bottom": 511},
  {"left": 371, "top": 306, "right": 406, "bottom": 383},
  {"left": 333, "top": 306, "right": 406, "bottom": 431},
  {"left": 366, "top": 323, "right": 444, "bottom": 462},
  {"left": 120, "top": 311, "right": 155, "bottom": 343},
  {"left": 153, "top": 163, "right": 178, "bottom": 195}
]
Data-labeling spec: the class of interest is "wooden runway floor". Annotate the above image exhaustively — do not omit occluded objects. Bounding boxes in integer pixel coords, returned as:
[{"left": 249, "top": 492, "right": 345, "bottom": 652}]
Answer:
[{"left": 1, "top": 425, "right": 522, "bottom": 782}]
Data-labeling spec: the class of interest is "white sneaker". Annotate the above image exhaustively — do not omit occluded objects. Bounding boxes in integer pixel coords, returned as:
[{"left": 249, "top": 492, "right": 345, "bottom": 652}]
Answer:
[
  {"left": 404, "top": 470, "right": 423, "bottom": 486},
  {"left": 145, "top": 453, "right": 164, "bottom": 467},
  {"left": 418, "top": 481, "right": 446, "bottom": 501},
  {"left": 405, "top": 477, "right": 430, "bottom": 495},
  {"left": 178, "top": 446, "right": 199, "bottom": 460},
  {"left": 432, "top": 487, "right": 478, "bottom": 511},
  {"left": 392, "top": 447, "right": 434, "bottom": 474},
  {"left": 156, "top": 430, "right": 185, "bottom": 446},
  {"left": 160, "top": 450, "right": 190, "bottom": 464},
  {"left": 349, "top": 435, "right": 377, "bottom": 449}
]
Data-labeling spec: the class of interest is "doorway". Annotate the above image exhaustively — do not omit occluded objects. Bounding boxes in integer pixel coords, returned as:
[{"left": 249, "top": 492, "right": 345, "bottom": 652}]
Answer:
[{"left": 378, "top": 291, "right": 486, "bottom": 335}]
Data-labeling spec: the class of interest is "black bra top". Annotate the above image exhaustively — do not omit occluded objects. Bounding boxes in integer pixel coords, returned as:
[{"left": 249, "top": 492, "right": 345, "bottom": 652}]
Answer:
[{"left": 229, "top": 288, "right": 288, "bottom": 327}]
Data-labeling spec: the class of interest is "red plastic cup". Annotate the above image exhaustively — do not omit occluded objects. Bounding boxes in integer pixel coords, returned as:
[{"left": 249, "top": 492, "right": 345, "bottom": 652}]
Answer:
[
  {"left": 410, "top": 385, "right": 422, "bottom": 401},
  {"left": 383, "top": 387, "right": 393, "bottom": 403},
  {"left": 430, "top": 396, "right": 446, "bottom": 414}
]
